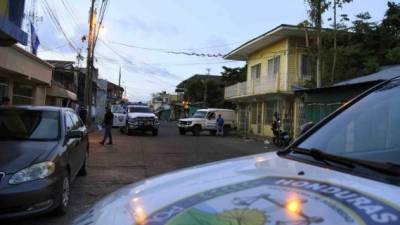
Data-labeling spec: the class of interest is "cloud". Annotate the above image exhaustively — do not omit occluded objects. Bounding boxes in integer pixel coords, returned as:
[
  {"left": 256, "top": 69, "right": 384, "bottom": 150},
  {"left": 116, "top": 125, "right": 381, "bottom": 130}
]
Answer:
[
  {"left": 203, "top": 35, "right": 232, "bottom": 53},
  {"left": 111, "top": 16, "right": 180, "bottom": 36},
  {"left": 35, "top": 17, "right": 87, "bottom": 57}
]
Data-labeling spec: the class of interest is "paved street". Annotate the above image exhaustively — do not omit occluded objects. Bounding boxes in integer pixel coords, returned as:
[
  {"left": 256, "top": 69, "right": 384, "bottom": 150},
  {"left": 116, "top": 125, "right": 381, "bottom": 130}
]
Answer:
[{"left": 6, "top": 122, "right": 274, "bottom": 225}]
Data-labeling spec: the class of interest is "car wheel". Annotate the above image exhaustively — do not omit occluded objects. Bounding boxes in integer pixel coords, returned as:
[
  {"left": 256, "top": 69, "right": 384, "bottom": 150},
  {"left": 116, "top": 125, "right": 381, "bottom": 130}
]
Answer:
[
  {"left": 152, "top": 129, "right": 158, "bottom": 136},
  {"left": 53, "top": 171, "right": 71, "bottom": 216},
  {"left": 179, "top": 129, "right": 186, "bottom": 135},
  {"left": 192, "top": 126, "right": 201, "bottom": 136},
  {"left": 210, "top": 130, "right": 217, "bottom": 136},
  {"left": 78, "top": 150, "right": 89, "bottom": 176}
]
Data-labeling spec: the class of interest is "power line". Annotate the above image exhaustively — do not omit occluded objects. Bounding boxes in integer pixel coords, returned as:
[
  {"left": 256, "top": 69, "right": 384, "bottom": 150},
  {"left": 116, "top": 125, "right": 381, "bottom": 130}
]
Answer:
[
  {"left": 104, "top": 40, "right": 229, "bottom": 58},
  {"left": 60, "top": 0, "right": 81, "bottom": 29},
  {"left": 98, "top": 39, "right": 238, "bottom": 68},
  {"left": 39, "top": 43, "right": 68, "bottom": 52},
  {"left": 98, "top": 40, "right": 181, "bottom": 87},
  {"left": 165, "top": 51, "right": 224, "bottom": 58},
  {"left": 97, "top": 57, "right": 177, "bottom": 89},
  {"left": 93, "top": 0, "right": 110, "bottom": 50},
  {"left": 99, "top": 39, "right": 132, "bottom": 64},
  {"left": 108, "top": 40, "right": 243, "bottom": 52},
  {"left": 157, "top": 60, "right": 238, "bottom": 66},
  {"left": 41, "top": 0, "right": 79, "bottom": 53},
  {"left": 96, "top": 55, "right": 237, "bottom": 67}
]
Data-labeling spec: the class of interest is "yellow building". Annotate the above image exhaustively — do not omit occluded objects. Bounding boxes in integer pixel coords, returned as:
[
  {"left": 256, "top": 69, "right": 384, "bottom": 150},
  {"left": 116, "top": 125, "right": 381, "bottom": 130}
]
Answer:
[{"left": 224, "top": 24, "right": 310, "bottom": 138}]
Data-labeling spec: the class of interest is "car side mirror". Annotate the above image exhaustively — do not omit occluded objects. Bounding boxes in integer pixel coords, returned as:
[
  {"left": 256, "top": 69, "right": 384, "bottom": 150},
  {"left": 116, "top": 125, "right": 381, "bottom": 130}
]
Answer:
[
  {"left": 300, "top": 122, "right": 315, "bottom": 135},
  {"left": 66, "top": 130, "right": 84, "bottom": 139}
]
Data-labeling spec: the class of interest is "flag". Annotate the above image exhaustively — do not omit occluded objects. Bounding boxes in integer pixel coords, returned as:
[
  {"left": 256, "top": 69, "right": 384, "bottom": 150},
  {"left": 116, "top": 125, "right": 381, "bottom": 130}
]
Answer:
[{"left": 30, "top": 22, "right": 40, "bottom": 55}]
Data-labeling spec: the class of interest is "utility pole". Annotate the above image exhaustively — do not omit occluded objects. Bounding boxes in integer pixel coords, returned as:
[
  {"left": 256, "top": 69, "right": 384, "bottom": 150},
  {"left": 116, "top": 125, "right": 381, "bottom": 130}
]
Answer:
[
  {"left": 84, "top": 0, "right": 96, "bottom": 127},
  {"left": 118, "top": 66, "right": 122, "bottom": 87},
  {"left": 316, "top": 0, "right": 322, "bottom": 88},
  {"left": 203, "top": 68, "right": 211, "bottom": 107}
]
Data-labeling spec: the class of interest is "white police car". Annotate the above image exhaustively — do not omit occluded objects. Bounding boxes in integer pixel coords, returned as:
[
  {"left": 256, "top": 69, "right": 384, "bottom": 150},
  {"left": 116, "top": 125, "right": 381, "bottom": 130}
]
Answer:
[
  {"left": 111, "top": 104, "right": 126, "bottom": 127},
  {"left": 72, "top": 78, "right": 400, "bottom": 225}
]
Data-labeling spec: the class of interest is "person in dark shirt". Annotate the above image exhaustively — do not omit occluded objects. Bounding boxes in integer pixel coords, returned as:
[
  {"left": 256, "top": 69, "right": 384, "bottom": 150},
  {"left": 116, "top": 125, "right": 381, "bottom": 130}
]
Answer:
[
  {"left": 100, "top": 107, "right": 114, "bottom": 145},
  {"left": 216, "top": 114, "right": 224, "bottom": 136},
  {"left": 79, "top": 105, "right": 87, "bottom": 124}
]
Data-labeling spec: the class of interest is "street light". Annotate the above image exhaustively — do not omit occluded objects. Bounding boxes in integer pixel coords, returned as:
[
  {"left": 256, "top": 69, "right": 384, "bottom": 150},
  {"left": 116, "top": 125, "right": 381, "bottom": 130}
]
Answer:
[{"left": 99, "top": 25, "right": 106, "bottom": 37}]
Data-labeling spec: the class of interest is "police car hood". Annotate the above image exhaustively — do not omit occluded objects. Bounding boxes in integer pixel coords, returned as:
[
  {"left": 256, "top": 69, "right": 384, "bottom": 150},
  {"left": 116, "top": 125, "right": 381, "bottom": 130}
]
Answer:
[
  {"left": 72, "top": 152, "right": 400, "bottom": 225},
  {"left": 127, "top": 112, "right": 156, "bottom": 119}
]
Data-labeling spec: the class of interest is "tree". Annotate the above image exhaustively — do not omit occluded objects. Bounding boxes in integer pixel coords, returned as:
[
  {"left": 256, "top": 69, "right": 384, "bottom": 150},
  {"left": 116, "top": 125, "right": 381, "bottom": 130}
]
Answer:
[
  {"left": 380, "top": 2, "right": 400, "bottom": 64},
  {"left": 381, "top": 1, "right": 400, "bottom": 40},
  {"left": 298, "top": 20, "right": 312, "bottom": 48},
  {"left": 329, "top": 0, "right": 352, "bottom": 83},
  {"left": 184, "top": 79, "right": 205, "bottom": 103},
  {"left": 220, "top": 65, "right": 247, "bottom": 86},
  {"left": 305, "top": 0, "right": 330, "bottom": 87},
  {"left": 305, "top": 1, "right": 400, "bottom": 85},
  {"left": 184, "top": 78, "right": 226, "bottom": 108}
]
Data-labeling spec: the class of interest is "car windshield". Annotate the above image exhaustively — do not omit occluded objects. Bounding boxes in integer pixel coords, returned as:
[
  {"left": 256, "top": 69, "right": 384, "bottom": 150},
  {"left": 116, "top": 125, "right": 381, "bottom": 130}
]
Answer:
[
  {"left": 129, "top": 107, "right": 151, "bottom": 113},
  {"left": 296, "top": 79, "right": 400, "bottom": 165},
  {"left": 0, "top": 109, "right": 60, "bottom": 141},
  {"left": 192, "top": 111, "right": 206, "bottom": 118},
  {"left": 111, "top": 105, "right": 125, "bottom": 113}
]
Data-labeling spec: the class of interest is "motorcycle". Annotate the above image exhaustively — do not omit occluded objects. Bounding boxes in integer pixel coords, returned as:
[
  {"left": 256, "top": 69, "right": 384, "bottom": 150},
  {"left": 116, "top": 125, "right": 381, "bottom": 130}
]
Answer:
[{"left": 271, "top": 114, "right": 291, "bottom": 147}]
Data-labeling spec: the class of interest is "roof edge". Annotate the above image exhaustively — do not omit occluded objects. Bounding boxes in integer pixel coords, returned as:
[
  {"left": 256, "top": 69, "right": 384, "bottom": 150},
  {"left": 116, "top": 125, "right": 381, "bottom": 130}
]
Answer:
[
  {"left": 12, "top": 45, "right": 54, "bottom": 69},
  {"left": 224, "top": 24, "right": 306, "bottom": 60}
]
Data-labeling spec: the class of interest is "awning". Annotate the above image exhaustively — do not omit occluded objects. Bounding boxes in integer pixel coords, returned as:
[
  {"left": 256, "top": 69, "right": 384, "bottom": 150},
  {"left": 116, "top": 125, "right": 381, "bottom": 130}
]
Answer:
[
  {"left": 47, "top": 85, "right": 77, "bottom": 101},
  {"left": 0, "top": 45, "right": 53, "bottom": 84}
]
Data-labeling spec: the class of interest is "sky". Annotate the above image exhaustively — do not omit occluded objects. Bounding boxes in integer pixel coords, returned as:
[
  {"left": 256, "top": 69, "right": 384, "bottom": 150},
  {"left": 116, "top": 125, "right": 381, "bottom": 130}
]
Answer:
[{"left": 29, "top": 0, "right": 394, "bottom": 101}]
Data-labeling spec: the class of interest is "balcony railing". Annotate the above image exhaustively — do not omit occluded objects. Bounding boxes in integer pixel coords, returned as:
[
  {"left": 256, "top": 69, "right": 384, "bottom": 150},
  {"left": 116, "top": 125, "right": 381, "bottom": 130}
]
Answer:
[
  {"left": 224, "top": 77, "right": 279, "bottom": 99},
  {"left": 225, "top": 82, "right": 247, "bottom": 99}
]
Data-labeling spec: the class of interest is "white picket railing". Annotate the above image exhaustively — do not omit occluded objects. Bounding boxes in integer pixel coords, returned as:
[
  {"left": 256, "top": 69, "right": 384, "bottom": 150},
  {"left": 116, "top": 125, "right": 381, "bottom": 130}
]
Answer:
[{"left": 225, "top": 78, "right": 279, "bottom": 99}]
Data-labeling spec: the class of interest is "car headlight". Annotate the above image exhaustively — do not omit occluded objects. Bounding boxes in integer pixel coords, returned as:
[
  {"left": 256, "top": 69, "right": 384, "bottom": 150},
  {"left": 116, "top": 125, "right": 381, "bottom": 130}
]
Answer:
[{"left": 9, "top": 162, "right": 55, "bottom": 185}]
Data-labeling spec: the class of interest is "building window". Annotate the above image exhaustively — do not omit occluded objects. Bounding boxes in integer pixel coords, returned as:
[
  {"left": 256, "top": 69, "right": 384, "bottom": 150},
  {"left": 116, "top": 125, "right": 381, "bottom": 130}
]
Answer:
[
  {"left": 13, "top": 82, "right": 33, "bottom": 105},
  {"left": 264, "top": 101, "right": 277, "bottom": 124},
  {"left": 251, "top": 64, "right": 261, "bottom": 80},
  {"left": 267, "top": 56, "right": 280, "bottom": 80},
  {"left": 300, "top": 54, "right": 312, "bottom": 80}
]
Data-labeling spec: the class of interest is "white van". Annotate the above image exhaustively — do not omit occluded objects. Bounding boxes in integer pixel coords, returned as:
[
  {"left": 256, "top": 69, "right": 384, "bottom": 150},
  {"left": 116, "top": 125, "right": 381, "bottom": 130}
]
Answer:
[{"left": 177, "top": 108, "right": 236, "bottom": 136}]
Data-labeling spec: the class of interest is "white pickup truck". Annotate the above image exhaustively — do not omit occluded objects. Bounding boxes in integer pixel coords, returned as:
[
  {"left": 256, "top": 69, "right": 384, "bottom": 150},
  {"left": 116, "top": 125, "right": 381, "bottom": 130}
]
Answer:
[
  {"left": 177, "top": 108, "right": 236, "bottom": 136},
  {"left": 121, "top": 104, "right": 159, "bottom": 136}
]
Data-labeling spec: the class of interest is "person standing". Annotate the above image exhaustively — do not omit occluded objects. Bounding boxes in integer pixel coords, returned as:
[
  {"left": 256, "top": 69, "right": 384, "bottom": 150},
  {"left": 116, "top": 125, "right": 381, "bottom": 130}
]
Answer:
[
  {"left": 216, "top": 114, "right": 224, "bottom": 136},
  {"left": 100, "top": 107, "right": 114, "bottom": 145},
  {"left": 79, "top": 105, "right": 88, "bottom": 125}
]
